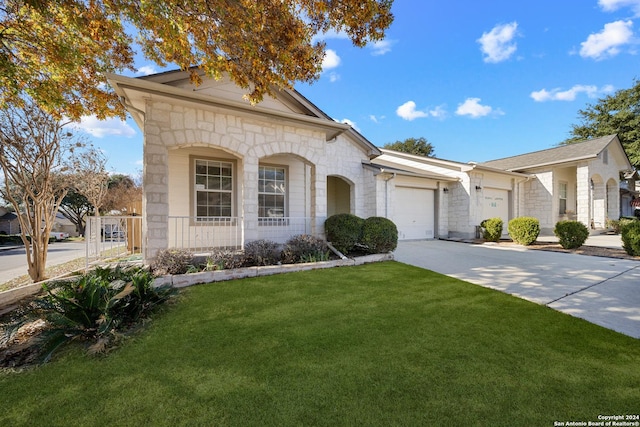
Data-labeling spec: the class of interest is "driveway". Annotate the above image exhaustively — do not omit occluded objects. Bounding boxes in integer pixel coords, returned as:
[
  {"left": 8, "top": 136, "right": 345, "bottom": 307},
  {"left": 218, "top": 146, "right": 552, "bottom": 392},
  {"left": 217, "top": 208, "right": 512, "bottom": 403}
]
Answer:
[{"left": 394, "top": 240, "right": 640, "bottom": 339}]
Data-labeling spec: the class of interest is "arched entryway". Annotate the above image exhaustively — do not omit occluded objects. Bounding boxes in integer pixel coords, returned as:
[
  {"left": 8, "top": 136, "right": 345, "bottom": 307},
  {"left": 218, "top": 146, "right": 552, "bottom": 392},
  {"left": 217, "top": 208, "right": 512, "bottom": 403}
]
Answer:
[{"left": 327, "top": 176, "right": 352, "bottom": 216}]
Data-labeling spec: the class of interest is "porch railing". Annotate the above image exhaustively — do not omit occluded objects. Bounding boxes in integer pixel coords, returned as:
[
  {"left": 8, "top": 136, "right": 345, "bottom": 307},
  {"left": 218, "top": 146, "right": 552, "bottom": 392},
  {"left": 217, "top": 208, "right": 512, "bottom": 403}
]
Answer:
[{"left": 168, "top": 216, "right": 323, "bottom": 251}]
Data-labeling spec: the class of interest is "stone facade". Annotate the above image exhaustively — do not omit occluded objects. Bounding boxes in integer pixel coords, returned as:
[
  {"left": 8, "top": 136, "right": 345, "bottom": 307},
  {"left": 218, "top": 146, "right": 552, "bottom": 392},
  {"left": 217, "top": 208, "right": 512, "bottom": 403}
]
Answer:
[{"left": 142, "top": 96, "right": 377, "bottom": 259}]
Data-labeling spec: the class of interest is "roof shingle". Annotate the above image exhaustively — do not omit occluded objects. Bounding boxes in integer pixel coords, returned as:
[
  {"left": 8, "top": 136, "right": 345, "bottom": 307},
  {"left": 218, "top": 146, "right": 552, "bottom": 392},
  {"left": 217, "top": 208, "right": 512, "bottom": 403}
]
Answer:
[{"left": 479, "top": 135, "right": 617, "bottom": 171}]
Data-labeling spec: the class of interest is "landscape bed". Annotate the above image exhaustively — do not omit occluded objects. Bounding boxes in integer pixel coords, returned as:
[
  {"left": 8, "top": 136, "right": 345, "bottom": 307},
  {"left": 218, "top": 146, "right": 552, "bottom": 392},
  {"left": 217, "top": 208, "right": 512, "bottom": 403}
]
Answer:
[{"left": 1, "top": 261, "right": 638, "bottom": 426}]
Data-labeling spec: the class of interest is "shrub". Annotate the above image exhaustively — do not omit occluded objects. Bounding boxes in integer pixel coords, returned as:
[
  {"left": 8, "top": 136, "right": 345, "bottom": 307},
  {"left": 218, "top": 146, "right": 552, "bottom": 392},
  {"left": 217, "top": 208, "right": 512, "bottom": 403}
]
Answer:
[
  {"left": 281, "top": 234, "right": 329, "bottom": 264},
  {"left": 150, "top": 248, "right": 194, "bottom": 276},
  {"left": 480, "top": 218, "right": 503, "bottom": 242},
  {"left": 508, "top": 217, "right": 540, "bottom": 246},
  {"left": 360, "top": 217, "right": 398, "bottom": 253},
  {"left": 324, "top": 213, "right": 364, "bottom": 254},
  {"left": 206, "top": 249, "right": 247, "bottom": 270},
  {"left": 23, "top": 265, "right": 177, "bottom": 363},
  {"left": 244, "top": 239, "right": 280, "bottom": 266},
  {"left": 554, "top": 220, "right": 589, "bottom": 249},
  {"left": 620, "top": 219, "right": 640, "bottom": 256}
]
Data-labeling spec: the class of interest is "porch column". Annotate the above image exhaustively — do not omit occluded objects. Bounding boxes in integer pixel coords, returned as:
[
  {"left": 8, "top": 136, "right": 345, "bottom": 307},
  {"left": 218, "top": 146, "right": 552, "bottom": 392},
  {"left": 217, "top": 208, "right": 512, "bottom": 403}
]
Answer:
[
  {"left": 242, "top": 158, "right": 259, "bottom": 244},
  {"left": 311, "top": 164, "right": 327, "bottom": 237},
  {"left": 143, "top": 125, "right": 170, "bottom": 261},
  {"left": 576, "top": 164, "right": 590, "bottom": 228}
]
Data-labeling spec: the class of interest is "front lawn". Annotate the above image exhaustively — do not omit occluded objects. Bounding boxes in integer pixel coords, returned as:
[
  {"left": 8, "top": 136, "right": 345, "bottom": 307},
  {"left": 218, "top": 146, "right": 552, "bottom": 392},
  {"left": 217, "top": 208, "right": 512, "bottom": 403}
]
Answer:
[{"left": 1, "top": 261, "right": 638, "bottom": 426}]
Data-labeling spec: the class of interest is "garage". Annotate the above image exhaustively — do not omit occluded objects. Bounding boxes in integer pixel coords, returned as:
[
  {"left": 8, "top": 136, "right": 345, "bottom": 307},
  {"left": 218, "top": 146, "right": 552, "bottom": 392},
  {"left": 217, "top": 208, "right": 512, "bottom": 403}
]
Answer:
[
  {"left": 483, "top": 188, "right": 510, "bottom": 235},
  {"left": 395, "top": 186, "right": 435, "bottom": 240}
]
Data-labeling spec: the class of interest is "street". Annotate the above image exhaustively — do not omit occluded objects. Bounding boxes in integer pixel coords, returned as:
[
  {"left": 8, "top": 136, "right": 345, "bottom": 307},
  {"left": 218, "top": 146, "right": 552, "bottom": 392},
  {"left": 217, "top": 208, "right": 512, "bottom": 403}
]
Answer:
[{"left": 0, "top": 241, "right": 87, "bottom": 284}]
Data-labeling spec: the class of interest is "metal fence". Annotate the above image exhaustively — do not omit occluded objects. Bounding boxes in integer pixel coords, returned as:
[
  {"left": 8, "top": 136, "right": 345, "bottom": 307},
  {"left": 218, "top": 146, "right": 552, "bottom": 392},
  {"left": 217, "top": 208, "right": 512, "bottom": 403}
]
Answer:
[
  {"left": 86, "top": 216, "right": 324, "bottom": 262},
  {"left": 85, "top": 216, "right": 143, "bottom": 266}
]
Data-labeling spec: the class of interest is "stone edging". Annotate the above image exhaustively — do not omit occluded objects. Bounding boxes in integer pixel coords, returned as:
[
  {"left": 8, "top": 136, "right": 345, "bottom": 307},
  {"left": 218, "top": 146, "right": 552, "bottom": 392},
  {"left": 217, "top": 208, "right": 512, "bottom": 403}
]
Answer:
[
  {"left": 0, "top": 253, "right": 394, "bottom": 310},
  {"left": 153, "top": 253, "right": 394, "bottom": 288}
]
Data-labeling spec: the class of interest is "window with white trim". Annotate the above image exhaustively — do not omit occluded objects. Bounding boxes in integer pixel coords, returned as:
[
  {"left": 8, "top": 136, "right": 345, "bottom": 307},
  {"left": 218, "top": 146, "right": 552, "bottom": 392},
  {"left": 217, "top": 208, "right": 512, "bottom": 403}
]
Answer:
[
  {"left": 194, "top": 159, "right": 233, "bottom": 218},
  {"left": 559, "top": 181, "right": 567, "bottom": 215},
  {"left": 259, "top": 165, "right": 286, "bottom": 218}
]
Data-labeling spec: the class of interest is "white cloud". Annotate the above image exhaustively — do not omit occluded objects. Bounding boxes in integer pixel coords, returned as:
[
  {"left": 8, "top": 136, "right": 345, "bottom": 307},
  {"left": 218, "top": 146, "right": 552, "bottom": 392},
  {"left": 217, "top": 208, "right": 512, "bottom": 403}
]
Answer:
[
  {"left": 340, "top": 118, "right": 360, "bottom": 132},
  {"left": 397, "top": 101, "right": 429, "bottom": 120},
  {"left": 599, "top": 0, "right": 640, "bottom": 15},
  {"left": 477, "top": 22, "right": 519, "bottom": 63},
  {"left": 530, "top": 84, "right": 614, "bottom": 102},
  {"left": 579, "top": 20, "right": 634, "bottom": 60},
  {"left": 136, "top": 65, "right": 158, "bottom": 76},
  {"left": 455, "top": 98, "right": 500, "bottom": 118},
  {"left": 396, "top": 101, "right": 448, "bottom": 121},
  {"left": 370, "top": 39, "right": 394, "bottom": 56},
  {"left": 322, "top": 49, "right": 341, "bottom": 70},
  {"left": 328, "top": 72, "right": 340, "bottom": 83},
  {"left": 69, "top": 116, "right": 137, "bottom": 138},
  {"left": 428, "top": 105, "right": 448, "bottom": 119}
]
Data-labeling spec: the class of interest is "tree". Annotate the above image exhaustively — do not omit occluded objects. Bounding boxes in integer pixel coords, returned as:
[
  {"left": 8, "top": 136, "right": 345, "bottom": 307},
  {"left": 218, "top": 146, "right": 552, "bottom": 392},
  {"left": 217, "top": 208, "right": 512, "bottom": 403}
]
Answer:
[
  {"left": 383, "top": 137, "right": 435, "bottom": 157},
  {"left": 69, "top": 146, "right": 110, "bottom": 217},
  {"left": 564, "top": 79, "right": 640, "bottom": 168},
  {"left": 59, "top": 189, "right": 93, "bottom": 236},
  {"left": 1, "top": 0, "right": 394, "bottom": 120},
  {"left": 102, "top": 174, "right": 142, "bottom": 215},
  {"left": 0, "top": 100, "right": 74, "bottom": 282}
]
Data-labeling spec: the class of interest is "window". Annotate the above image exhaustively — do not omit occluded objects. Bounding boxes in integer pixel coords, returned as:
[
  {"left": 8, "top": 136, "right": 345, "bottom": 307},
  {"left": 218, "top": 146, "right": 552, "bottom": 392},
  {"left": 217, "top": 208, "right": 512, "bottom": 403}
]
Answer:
[
  {"left": 559, "top": 181, "right": 567, "bottom": 215},
  {"left": 194, "top": 159, "right": 233, "bottom": 218},
  {"left": 259, "top": 165, "right": 286, "bottom": 218},
  {"left": 602, "top": 149, "right": 608, "bottom": 165}
]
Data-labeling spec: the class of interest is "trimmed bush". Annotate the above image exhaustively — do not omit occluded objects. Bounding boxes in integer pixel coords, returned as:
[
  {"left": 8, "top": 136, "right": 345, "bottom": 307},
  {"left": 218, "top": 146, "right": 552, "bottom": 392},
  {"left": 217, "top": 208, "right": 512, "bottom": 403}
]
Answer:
[
  {"left": 150, "top": 248, "right": 194, "bottom": 275},
  {"left": 361, "top": 216, "right": 398, "bottom": 253},
  {"left": 281, "top": 234, "right": 329, "bottom": 264},
  {"left": 554, "top": 220, "right": 589, "bottom": 249},
  {"left": 508, "top": 217, "right": 540, "bottom": 246},
  {"left": 620, "top": 219, "right": 640, "bottom": 256},
  {"left": 480, "top": 218, "right": 503, "bottom": 242},
  {"left": 325, "top": 213, "right": 364, "bottom": 254},
  {"left": 206, "top": 249, "right": 247, "bottom": 270},
  {"left": 244, "top": 239, "right": 280, "bottom": 266}
]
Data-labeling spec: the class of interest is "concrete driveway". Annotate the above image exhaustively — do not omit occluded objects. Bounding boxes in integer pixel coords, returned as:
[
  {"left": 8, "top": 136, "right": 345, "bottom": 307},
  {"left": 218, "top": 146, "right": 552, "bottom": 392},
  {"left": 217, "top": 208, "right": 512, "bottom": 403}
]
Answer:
[{"left": 394, "top": 240, "right": 640, "bottom": 339}]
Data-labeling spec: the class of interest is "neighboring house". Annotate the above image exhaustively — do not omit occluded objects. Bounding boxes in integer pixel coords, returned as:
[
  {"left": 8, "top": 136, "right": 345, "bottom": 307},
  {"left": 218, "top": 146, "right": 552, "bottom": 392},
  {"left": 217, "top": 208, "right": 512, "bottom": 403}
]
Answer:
[
  {"left": 52, "top": 212, "right": 78, "bottom": 237},
  {"left": 480, "top": 135, "right": 633, "bottom": 234},
  {"left": 108, "top": 70, "right": 635, "bottom": 260},
  {"left": 0, "top": 207, "right": 20, "bottom": 235}
]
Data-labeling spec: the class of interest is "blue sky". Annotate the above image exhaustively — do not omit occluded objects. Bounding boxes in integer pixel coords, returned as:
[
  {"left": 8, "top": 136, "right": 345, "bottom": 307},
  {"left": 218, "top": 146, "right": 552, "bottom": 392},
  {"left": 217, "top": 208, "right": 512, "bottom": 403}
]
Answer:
[{"left": 72, "top": 0, "right": 640, "bottom": 176}]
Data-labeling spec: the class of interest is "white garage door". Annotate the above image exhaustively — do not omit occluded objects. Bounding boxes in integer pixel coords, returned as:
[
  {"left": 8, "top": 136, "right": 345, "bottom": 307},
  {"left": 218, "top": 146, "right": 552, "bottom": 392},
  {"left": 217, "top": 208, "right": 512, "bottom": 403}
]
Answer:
[
  {"left": 395, "top": 187, "right": 435, "bottom": 240},
  {"left": 483, "top": 188, "right": 510, "bottom": 235}
]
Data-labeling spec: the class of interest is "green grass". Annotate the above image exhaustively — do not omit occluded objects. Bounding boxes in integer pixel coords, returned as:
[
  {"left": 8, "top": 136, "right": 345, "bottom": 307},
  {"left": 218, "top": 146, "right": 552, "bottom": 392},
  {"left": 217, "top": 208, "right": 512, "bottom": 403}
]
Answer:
[{"left": 1, "top": 261, "right": 639, "bottom": 426}]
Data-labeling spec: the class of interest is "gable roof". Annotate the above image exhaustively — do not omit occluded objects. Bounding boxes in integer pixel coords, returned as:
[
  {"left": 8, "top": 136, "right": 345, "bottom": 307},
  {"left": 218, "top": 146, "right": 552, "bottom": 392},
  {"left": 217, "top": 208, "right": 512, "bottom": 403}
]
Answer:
[
  {"left": 479, "top": 135, "right": 623, "bottom": 172},
  {"left": 370, "top": 149, "right": 531, "bottom": 180},
  {"left": 107, "top": 70, "right": 381, "bottom": 158}
]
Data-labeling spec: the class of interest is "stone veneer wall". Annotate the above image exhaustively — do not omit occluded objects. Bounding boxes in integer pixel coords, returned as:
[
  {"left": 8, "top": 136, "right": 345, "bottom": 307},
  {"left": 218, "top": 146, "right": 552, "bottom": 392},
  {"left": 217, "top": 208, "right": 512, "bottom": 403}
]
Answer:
[{"left": 142, "top": 100, "right": 376, "bottom": 260}]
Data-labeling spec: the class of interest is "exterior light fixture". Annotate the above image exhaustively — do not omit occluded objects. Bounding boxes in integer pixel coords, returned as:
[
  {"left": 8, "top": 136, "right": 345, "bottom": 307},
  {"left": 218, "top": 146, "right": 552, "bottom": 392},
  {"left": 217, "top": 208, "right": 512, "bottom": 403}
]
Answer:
[
  {"left": 443, "top": 188, "right": 449, "bottom": 193},
  {"left": 475, "top": 185, "right": 482, "bottom": 191}
]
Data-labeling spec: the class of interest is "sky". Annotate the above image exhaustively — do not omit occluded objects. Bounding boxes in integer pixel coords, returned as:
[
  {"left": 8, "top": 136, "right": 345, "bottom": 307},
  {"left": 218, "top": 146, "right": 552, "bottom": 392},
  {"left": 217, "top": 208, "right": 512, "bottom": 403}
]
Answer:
[{"left": 71, "top": 0, "right": 640, "bottom": 176}]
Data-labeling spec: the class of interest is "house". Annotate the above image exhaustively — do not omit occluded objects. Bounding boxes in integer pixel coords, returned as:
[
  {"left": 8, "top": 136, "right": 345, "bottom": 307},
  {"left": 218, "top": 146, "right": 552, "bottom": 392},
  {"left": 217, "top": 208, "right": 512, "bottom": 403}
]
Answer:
[
  {"left": 0, "top": 207, "right": 20, "bottom": 235},
  {"left": 108, "top": 70, "right": 382, "bottom": 260},
  {"left": 108, "top": 70, "right": 635, "bottom": 260},
  {"left": 372, "top": 135, "right": 635, "bottom": 239}
]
